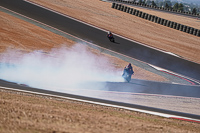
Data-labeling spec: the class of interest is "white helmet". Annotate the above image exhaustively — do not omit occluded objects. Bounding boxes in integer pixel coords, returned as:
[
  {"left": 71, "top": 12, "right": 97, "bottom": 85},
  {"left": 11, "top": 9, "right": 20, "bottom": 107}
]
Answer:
[{"left": 108, "top": 31, "right": 111, "bottom": 34}]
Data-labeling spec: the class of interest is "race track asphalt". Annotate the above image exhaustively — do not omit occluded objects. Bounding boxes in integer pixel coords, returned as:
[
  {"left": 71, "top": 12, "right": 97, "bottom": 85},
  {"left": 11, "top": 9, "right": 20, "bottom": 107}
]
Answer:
[
  {"left": 1, "top": 0, "right": 200, "bottom": 80},
  {"left": 0, "top": 79, "right": 200, "bottom": 120}
]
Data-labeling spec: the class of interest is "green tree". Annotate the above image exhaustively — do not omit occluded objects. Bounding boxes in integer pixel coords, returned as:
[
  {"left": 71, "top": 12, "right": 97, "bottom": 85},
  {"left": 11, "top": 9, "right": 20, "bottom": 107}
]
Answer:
[
  {"left": 152, "top": 1, "right": 157, "bottom": 7},
  {"left": 138, "top": 0, "right": 142, "bottom": 4},
  {"left": 165, "top": 3, "right": 169, "bottom": 8},
  {"left": 192, "top": 8, "right": 197, "bottom": 14},
  {"left": 178, "top": 3, "right": 184, "bottom": 12},
  {"left": 173, "top": 3, "right": 179, "bottom": 10}
]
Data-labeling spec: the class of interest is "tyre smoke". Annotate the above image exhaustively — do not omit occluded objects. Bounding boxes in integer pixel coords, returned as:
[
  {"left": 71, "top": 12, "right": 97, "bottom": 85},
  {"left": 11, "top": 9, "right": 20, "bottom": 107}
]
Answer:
[{"left": 0, "top": 43, "right": 124, "bottom": 92}]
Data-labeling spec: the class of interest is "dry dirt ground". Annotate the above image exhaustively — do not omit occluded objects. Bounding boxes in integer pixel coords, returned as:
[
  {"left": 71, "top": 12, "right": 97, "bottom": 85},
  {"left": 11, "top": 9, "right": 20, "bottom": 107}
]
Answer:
[
  {"left": 1, "top": 89, "right": 200, "bottom": 133},
  {"left": 0, "top": 0, "right": 200, "bottom": 132}
]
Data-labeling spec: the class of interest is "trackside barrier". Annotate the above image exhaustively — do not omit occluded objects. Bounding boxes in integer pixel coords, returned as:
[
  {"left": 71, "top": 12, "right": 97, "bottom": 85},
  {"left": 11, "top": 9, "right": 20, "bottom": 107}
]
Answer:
[
  {"left": 129, "top": 8, "right": 133, "bottom": 14},
  {"left": 176, "top": 23, "right": 180, "bottom": 30},
  {"left": 112, "top": 3, "right": 115, "bottom": 8},
  {"left": 120, "top": 5, "right": 124, "bottom": 11},
  {"left": 160, "top": 18, "right": 164, "bottom": 25},
  {"left": 179, "top": 24, "right": 184, "bottom": 31},
  {"left": 138, "top": 11, "right": 142, "bottom": 17},
  {"left": 163, "top": 20, "right": 168, "bottom": 26},
  {"left": 132, "top": 9, "right": 136, "bottom": 15},
  {"left": 186, "top": 27, "right": 190, "bottom": 33},
  {"left": 154, "top": 16, "right": 158, "bottom": 23},
  {"left": 193, "top": 29, "right": 197, "bottom": 35},
  {"left": 173, "top": 22, "right": 177, "bottom": 29},
  {"left": 115, "top": 3, "right": 119, "bottom": 9},
  {"left": 183, "top": 25, "right": 187, "bottom": 32},
  {"left": 148, "top": 15, "right": 152, "bottom": 21},
  {"left": 157, "top": 17, "right": 161, "bottom": 24},
  {"left": 123, "top": 6, "right": 127, "bottom": 12},
  {"left": 170, "top": 22, "right": 174, "bottom": 28},
  {"left": 117, "top": 4, "right": 121, "bottom": 10},
  {"left": 189, "top": 28, "right": 194, "bottom": 34},
  {"left": 110, "top": 0, "right": 200, "bottom": 17},
  {"left": 141, "top": 12, "right": 146, "bottom": 18},
  {"left": 144, "top": 13, "right": 148, "bottom": 19},
  {"left": 111, "top": 3, "right": 200, "bottom": 37},
  {"left": 197, "top": 30, "right": 200, "bottom": 37},
  {"left": 126, "top": 7, "right": 130, "bottom": 13}
]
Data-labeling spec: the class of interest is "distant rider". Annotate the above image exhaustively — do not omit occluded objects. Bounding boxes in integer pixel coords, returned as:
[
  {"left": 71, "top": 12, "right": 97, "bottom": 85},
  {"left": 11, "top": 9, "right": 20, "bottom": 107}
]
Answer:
[{"left": 107, "top": 31, "right": 113, "bottom": 39}]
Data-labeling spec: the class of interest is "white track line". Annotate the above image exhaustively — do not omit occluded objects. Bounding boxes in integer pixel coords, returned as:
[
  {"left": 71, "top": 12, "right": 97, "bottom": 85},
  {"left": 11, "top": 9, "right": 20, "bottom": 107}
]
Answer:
[
  {"left": 149, "top": 64, "right": 200, "bottom": 85},
  {"left": 1, "top": 86, "right": 200, "bottom": 123}
]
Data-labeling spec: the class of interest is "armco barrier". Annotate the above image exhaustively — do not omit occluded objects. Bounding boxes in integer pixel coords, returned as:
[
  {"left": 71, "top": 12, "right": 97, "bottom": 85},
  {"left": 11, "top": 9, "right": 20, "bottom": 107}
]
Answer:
[
  {"left": 176, "top": 23, "right": 180, "bottom": 30},
  {"left": 186, "top": 27, "right": 190, "bottom": 33},
  {"left": 120, "top": 5, "right": 124, "bottom": 11},
  {"left": 193, "top": 29, "right": 198, "bottom": 35},
  {"left": 173, "top": 22, "right": 177, "bottom": 29},
  {"left": 160, "top": 18, "right": 164, "bottom": 25},
  {"left": 167, "top": 21, "right": 171, "bottom": 27},
  {"left": 132, "top": 9, "right": 136, "bottom": 15},
  {"left": 154, "top": 16, "right": 158, "bottom": 23},
  {"left": 157, "top": 17, "right": 161, "bottom": 24},
  {"left": 141, "top": 12, "right": 146, "bottom": 18},
  {"left": 163, "top": 20, "right": 168, "bottom": 26},
  {"left": 170, "top": 22, "right": 174, "bottom": 28},
  {"left": 115, "top": 3, "right": 119, "bottom": 9},
  {"left": 183, "top": 25, "right": 187, "bottom": 32},
  {"left": 111, "top": 3, "right": 199, "bottom": 37},
  {"left": 126, "top": 7, "right": 130, "bottom": 13},
  {"left": 151, "top": 15, "right": 155, "bottom": 22},
  {"left": 135, "top": 10, "right": 139, "bottom": 16},
  {"left": 117, "top": 4, "right": 121, "bottom": 10},
  {"left": 179, "top": 24, "right": 184, "bottom": 31},
  {"left": 148, "top": 15, "right": 152, "bottom": 21},
  {"left": 123, "top": 6, "right": 127, "bottom": 12},
  {"left": 138, "top": 11, "right": 142, "bottom": 17},
  {"left": 197, "top": 30, "right": 200, "bottom": 37},
  {"left": 144, "top": 13, "right": 148, "bottom": 19},
  {"left": 129, "top": 8, "right": 133, "bottom": 14},
  {"left": 112, "top": 3, "right": 115, "bottom": 8},
  {"left": 189, "top": 28, "right": 194, "bottom": 34}
]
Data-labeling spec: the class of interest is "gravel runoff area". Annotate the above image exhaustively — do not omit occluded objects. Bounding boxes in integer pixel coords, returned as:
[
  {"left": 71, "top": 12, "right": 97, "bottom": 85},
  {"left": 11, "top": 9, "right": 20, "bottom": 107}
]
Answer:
[{"left": 0, "top": 0, "right": 200, "bottom": 132}]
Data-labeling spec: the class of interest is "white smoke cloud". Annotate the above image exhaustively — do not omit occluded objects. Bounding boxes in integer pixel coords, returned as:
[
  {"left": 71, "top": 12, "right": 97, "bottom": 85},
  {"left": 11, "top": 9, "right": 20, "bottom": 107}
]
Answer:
[{"left": 0, "top": 43, "right": 124, "bottom": 92}]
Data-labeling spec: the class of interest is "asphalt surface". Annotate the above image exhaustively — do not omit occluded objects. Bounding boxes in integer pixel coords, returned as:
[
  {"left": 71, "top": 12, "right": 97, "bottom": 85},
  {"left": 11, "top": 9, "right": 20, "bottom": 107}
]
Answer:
[
  {"left": 1, "top": 79, "right": 200, "bottom": 120},
  {"left": 1, "top": 0, "right": 200, "bottom": 81}
]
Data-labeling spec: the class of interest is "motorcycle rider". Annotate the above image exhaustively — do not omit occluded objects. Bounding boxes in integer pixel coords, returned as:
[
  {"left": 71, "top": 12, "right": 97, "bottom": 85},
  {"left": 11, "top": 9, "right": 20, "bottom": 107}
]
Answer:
[
  {"left": 107, "top": 31, "right": 113, "bottom": 39},
  {"left": 123, "top": 63, "right": 134, "bottom": 76}
]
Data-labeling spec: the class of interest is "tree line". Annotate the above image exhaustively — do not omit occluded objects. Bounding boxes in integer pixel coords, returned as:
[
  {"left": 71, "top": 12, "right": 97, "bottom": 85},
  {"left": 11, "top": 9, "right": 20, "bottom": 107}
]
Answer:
[{"left": 135, "top": 0, "right": 198, "bottom": 14}]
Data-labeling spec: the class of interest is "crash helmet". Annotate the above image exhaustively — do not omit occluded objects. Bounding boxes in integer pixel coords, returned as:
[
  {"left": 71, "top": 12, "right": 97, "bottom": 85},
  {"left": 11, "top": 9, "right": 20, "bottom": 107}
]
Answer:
[
  {"left": 128, "top": 63, "right": 132, "bottom": 68},
  {"left": 108, "top": 31, "right": 111, "bottom": 34}
]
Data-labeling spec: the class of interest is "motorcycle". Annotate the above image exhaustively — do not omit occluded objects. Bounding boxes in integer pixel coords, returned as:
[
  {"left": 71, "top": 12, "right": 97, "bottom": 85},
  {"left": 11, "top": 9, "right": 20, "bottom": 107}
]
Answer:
[
  {"left": 107, "top": 34, "right": 115, "bottom": 42},
  {"left": 122, "top": 68, "right": 133, "bottom": 82}
]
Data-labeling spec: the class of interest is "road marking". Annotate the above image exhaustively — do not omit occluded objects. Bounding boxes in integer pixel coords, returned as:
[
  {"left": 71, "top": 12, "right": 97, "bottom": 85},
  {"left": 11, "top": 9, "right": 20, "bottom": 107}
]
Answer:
[{"left": 149, "top": 64, "right": 200, "bottom": 85}]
